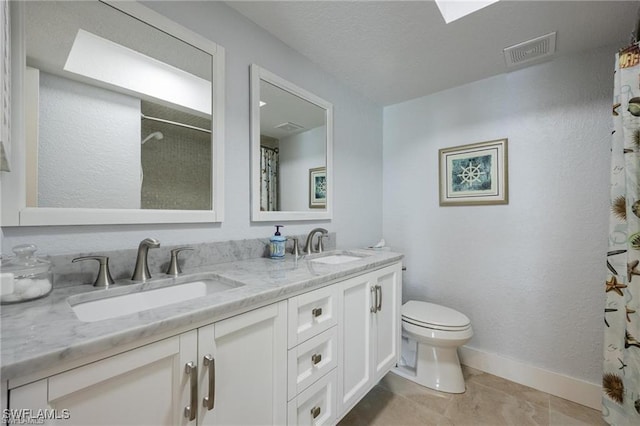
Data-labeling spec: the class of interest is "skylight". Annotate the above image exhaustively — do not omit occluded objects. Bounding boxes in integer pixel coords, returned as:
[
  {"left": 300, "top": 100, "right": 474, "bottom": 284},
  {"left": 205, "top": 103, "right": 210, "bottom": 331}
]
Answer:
[
  {"left": 64, "top": 29, "right": 211, "bottom": 115},
  {"left": 434, "top": 0, "right": 500, "bottom": 24}
]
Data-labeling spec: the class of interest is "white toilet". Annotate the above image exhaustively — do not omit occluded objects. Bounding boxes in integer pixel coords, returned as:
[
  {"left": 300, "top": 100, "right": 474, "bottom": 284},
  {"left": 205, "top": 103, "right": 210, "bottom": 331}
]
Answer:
[{"left": 393, "top": 300, "right": 473, "bottom": 393}]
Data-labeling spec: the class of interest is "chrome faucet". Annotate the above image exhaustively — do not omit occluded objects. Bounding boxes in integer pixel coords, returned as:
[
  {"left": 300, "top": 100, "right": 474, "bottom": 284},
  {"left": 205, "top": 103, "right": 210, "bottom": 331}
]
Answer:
[
  {"left": 304, "top": 228, "right": 328, "bottom": 255},
  {"left": 165, "top": 247, "right": 194, "bottom": 276},
  {"left": 132, "top": 238, "right": 160, "bottom": 281},
  {"left": 72, "top": 256, "right": 115, "bottom": 288}
]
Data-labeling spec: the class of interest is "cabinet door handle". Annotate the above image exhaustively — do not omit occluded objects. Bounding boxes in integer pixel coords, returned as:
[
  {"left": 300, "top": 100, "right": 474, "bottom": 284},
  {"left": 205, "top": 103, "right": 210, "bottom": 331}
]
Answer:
[
  {"left": 311, "top": 353, "right": 322, "bottom": 365},
  {"left": 310, "top": 406, "right": 321, "bottom": 419},
  {"left": 312, "top": 307, "right": 323, "bottom": 318},
  {"left": 370, "top": 286, "right": 378, "bottom": 313},
  {"left": 184, "top": 361, "right": 197, "bottom": 421},
  {"left": 203, "top": 354, "right": 215, "bottom": 411},
  {"left": 376, "top": 285, "right": 382, "bottom": 312}
]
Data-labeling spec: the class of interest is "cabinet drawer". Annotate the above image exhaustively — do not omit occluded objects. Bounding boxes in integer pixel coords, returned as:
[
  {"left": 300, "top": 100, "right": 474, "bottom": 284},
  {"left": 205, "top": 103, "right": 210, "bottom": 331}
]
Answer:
[
  {"left": 288, "top": 327, "right": 337, "bottom": 400},
  {"left": 288, "top": 285, "right": 338, "bottom": 348},
  {"left": 287, "top": 369, "right": 337, "bottom": 426}
]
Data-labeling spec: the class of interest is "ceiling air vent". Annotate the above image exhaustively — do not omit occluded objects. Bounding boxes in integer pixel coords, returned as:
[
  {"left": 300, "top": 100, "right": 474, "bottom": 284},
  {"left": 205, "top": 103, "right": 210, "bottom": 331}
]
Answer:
[
  {"left": 504, "top": 32, "right": 556, "bottom": 68},
  {"left": 275, "top": 122, "right": 304, "bottom": 132}
]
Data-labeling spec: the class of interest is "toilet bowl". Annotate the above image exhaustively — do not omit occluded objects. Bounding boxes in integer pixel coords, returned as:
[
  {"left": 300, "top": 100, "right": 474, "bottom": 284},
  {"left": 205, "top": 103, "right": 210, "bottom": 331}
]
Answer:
[{"left": 393, "top": 300, "right": 473, "bottom": 394}]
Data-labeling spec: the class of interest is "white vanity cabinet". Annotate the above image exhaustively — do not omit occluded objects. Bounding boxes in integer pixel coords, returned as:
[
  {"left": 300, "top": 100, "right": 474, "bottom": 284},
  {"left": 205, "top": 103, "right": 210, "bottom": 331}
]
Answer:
[
  {"left": 286, "top": 285, "right": 339, "bottom": 426},
  {"left": 8, "top": 302, "right": 287, "bottom": 426},
  {"left": 6, "top": 261, "right": 402, "bottom": 426},
  {"left": 9, "top": 332, "right": 198, "bottom": 426},
  {"left": 197, "top": 301, "right": 287, "bottom": 425},
  {"left": 285, "top": 262, "right": 402, "bottom": 425},
  {"left": 337, "top": 263, "right": 402, "bottom": 417}
]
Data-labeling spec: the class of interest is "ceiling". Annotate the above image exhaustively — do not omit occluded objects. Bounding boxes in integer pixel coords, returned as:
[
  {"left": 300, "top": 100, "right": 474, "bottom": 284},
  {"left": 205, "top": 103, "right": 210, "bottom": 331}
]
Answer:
[
  {"left": 260, "top": 79, "right": 326, "bottom": 139},
  {"left": 227, "top": 0, "right": 639, "bottom": 106}
]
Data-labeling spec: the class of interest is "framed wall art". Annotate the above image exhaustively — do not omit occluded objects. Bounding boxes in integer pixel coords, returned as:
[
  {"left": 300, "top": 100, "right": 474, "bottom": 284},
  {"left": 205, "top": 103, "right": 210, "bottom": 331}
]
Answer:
[
  {"left": 309, "top": 166, "right": 326, "bottom": 208},
  {"left": 439, "top": 138, "right": 508, "bottom": 206}
]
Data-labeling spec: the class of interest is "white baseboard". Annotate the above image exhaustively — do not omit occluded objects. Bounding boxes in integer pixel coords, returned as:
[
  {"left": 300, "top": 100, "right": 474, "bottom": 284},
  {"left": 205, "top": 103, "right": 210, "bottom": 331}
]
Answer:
[{"left": 458, "top": 346, "right": 601, "bottom": 410}]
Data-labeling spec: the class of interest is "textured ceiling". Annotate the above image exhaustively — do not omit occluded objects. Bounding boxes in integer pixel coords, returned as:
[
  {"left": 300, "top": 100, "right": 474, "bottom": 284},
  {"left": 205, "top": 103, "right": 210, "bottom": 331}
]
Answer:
[{"left": 227, "top": 0, "right": 639, "bottom": 106}]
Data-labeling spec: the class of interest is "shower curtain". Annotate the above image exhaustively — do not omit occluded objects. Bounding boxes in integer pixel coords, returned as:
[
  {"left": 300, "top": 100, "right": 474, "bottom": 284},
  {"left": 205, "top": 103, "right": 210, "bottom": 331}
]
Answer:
[
  {"left": 603, "top": 44, "right": 640, "bottom": 424},
  {"left": 260, "top": 146, "right": 279, "bottom": 211}
]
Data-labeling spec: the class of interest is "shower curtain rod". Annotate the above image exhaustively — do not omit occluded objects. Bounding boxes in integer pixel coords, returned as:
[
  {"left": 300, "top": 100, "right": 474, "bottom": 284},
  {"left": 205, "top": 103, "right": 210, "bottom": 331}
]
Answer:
[{"left": 141, "top": 114, "right": 212, "bottom": 134}]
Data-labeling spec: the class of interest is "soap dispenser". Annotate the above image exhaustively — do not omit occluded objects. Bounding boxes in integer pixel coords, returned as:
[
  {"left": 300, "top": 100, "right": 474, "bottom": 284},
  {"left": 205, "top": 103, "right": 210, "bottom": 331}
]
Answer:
[{"left": 269, "top": 225, "right": 286, "bottom": 259}]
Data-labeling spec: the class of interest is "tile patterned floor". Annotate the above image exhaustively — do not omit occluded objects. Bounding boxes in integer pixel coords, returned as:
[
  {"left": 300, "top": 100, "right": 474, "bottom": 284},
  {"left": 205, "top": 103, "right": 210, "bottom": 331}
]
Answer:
[{"left": 338, "top": 366, "right": 605, "bottom": 426}]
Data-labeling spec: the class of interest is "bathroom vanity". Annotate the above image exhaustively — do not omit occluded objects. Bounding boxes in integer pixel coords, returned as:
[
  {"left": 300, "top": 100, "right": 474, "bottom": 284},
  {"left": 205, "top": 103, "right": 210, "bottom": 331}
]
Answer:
[
  {"left": 0, "top": 249, "right": 402, "bottom": 425},
  {"left": 0, "top": 2, "right": 399, "bottom": 423}
]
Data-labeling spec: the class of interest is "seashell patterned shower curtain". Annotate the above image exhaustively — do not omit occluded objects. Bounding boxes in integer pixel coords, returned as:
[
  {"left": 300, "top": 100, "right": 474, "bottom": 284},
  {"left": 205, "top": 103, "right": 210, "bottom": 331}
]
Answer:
[
  {"left": 260, "top": 146, "right": 279, "bottom": 211},
  {"left": 603, "top": 44, "right": 640, "bottom": 424}
]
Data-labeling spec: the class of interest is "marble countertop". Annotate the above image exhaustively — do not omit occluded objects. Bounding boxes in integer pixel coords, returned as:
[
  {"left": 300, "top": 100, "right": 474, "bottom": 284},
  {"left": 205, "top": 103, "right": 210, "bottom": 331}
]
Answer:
[{"left": 0, "top": 249, "right": 402, "bottom": 383}]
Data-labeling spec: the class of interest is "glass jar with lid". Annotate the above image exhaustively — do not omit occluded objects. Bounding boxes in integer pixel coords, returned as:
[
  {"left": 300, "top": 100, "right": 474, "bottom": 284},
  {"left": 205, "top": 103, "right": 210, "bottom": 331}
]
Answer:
[{"left": 1, "top": 244, "right": 53, "bottom": 304}]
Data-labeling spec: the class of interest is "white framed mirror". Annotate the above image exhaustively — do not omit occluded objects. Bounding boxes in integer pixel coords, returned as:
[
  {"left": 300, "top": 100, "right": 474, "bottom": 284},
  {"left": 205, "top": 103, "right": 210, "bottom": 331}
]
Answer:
[
  {"left": 250, "top": 64, "right": 333, "bottom": 222},
  {"left": 1, "top": 0, "right": 225, "bottom": 226}
]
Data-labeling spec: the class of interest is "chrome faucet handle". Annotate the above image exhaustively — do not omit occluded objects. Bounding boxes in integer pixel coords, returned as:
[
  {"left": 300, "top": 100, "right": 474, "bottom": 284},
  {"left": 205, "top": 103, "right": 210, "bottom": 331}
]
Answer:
[
  {"left": 132, "top": 238, "right": 161, "bottom": 282},
  {"left": 291, "top": 238, "right": 300, "bottom": 259},
  {"left": 72, "top": 256, "right": 115, "bottom": 287},
  {"left": 317, "top": 235, "right": 328, "bottom": 253},
  {"left": 166, "top": 247, "right": 194, "bottom": 276}
]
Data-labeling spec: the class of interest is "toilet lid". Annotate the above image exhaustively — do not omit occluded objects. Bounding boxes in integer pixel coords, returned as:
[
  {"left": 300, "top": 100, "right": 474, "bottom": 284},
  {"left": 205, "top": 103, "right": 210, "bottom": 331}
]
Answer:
[{"left": 402, "top": 301, "right": 471, "bottom": 330}]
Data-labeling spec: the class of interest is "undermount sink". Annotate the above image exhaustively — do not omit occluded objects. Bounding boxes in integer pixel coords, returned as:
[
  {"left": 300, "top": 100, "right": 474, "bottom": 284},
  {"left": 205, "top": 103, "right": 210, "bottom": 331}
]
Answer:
[
  {"left": 70, "top": 275, "right": 242, "bottom": 323},
  {"left": 309, "top": 252, "right": 369, "bottom": 265}
]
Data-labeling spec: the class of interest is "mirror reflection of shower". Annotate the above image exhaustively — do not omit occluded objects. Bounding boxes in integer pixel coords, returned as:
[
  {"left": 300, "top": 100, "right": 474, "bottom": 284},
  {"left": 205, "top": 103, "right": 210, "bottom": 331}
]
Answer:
[
  {"left": 140, "top": 101, "right": 212, "bottom": 210},
  {"left": 140, "top": 131, "right": 164, "bottom": 188}
]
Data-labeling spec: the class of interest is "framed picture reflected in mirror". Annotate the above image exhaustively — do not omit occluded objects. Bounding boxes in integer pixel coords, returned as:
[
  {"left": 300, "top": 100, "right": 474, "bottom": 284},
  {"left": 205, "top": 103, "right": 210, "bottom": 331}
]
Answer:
[{"left": 309, "top": 167, "right": 326, "bottom": 208}]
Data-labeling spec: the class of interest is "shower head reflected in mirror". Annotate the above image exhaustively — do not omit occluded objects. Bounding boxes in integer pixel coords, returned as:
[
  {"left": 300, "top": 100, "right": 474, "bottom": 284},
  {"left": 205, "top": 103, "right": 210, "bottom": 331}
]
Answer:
[
  {"left": 140, "top": 131, "right": 163, "bottom": 188},
  {"left": 141, "top": 131, "right": 164, "bottom": 145}
]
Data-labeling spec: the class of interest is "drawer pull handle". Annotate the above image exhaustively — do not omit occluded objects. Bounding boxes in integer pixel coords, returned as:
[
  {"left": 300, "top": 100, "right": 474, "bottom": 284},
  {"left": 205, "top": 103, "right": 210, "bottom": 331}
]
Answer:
[
  {"left": 311, "top": 406, "right": 321, "bottom": 419},
  {"left": 376, "top": 285, "right": 382, "bottom": 311},
  {"left": 312, "top": 307, "right": 323, "bottom": 318},
  {"left": 311, "top": 353, "right": 322, "bottom": 365},
  {"left": 184, "top": 361, "right": 197, "bottom": 421},
  {"left": 370, "top": 286, "right": 378, "bottom": 313},
  {"left": 203, "top": 354, "right": 215, "bottom": 411}
]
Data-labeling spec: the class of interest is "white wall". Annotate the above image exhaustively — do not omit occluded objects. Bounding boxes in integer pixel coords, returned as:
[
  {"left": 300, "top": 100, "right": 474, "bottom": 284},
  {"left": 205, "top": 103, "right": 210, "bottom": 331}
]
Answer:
[
  {"left": 37, "top": 72, "right": 140, "bottom": 209},
  {"left": 1, "top": 1, "right": 383, "bottom": 254},
  {"left": 383, "top": 46, "right": 613, "bottom": 385},
  {"left": 279, "top": 126, "right": 325, "bottom": 211}
]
